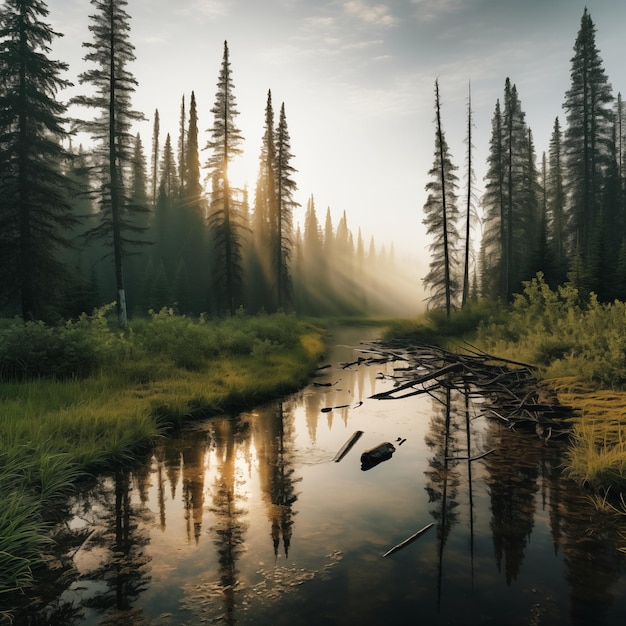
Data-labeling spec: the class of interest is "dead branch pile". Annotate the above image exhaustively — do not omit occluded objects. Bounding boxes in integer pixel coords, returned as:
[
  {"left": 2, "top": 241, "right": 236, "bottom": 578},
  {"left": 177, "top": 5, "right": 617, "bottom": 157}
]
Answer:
[{"left": 352, "top": 342, "right": 577, "bottom": 439}]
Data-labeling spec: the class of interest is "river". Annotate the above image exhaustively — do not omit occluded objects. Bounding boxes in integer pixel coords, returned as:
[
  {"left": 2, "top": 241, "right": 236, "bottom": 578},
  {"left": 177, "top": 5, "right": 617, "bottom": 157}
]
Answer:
[{"left": 14, "top": 326, "right": 626, "bottom": 625}]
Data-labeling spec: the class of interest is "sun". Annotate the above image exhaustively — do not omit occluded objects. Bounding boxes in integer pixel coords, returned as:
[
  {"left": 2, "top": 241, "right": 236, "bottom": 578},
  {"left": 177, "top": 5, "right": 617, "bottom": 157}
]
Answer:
[{"left": 227, "top": 154, "right": 257, "bottom": 192}]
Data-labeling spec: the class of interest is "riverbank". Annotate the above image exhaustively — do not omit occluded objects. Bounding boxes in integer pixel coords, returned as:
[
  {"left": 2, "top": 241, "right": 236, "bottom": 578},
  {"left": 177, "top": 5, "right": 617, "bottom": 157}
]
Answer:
[
  {"left": 0, "top": 309, "right": 325, "bottom": 601},
  {"left": 382, "top": 277, "right": 626, "bottom": 496}
]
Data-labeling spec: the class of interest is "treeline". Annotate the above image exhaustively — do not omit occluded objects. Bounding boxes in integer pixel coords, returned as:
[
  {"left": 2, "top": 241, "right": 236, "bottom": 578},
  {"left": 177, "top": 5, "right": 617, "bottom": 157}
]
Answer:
[
  {"left": 0, "top": 0, "right": 414, "bottom": 325},
  {"left": 423, "top": 8, "right": 626, "bottom": 311}
]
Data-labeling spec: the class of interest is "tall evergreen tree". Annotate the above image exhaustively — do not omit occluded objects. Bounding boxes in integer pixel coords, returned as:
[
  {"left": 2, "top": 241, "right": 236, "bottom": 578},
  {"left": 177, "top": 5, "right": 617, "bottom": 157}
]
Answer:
[
  {"left": 179, "top": 91, "right": 206, "bottom": 313},
  {"left": 481, "top": 79, "right": 534, "bottom": 300},
  {"left": 481, "top": 99, "right": 506, "bottom": 299},
  {"left": 72, "top": 0, "right": 145, "bottom": 326},
  {"left": 205, "top": 40, "right": 244, "bottom": 315},
  {"left": 177, "top": 94, "right": 186, "bottom": 195},
  {"left": 251, "top": 90, "right": 277, "bottom": 312},
  {"left": 274, "top": 102, "right": 298, "bottom": 310},
  {"left": 125, "top": 132, "right": 151, "bottom": 312},
  {"left": 547, "top": 117, "right": 567, "bottom": 281},
  {"left": 0, "top": 0, "right": 77, "bottom": 320},
  {"left": 563, "top": 7, "right": 614, "bottom": 262},
  {"left": 422, "top": 80, "right": 460, "bottom": 315},
  {"left": 462, "top": 82, "right": 477, "bottom": 307},
  {"left": 150, "top": 108, "right": 159, "bottom": 206}
]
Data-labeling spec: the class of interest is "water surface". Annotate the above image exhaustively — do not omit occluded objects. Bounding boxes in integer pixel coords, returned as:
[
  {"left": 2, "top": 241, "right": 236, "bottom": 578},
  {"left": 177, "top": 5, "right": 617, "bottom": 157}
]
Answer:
[{"left": 25, "top": 326, "right": 626, "bottom": 625}]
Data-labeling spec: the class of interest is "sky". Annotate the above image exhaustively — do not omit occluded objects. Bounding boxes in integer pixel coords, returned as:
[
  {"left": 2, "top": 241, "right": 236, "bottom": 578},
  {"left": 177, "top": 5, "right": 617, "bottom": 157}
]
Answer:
[{"left": 48, "top": 0, "right": 626, "bottom": 271}]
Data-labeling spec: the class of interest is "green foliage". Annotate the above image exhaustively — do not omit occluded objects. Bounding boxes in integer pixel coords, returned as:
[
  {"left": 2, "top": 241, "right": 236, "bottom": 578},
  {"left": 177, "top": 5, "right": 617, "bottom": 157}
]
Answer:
[
  {"left": 0, "top": 304, "right": 125, "bottom": 381},
  {"left": 477, "top": 273, "right": 626, "bottom": 388},
  {"left": 0, "top": 309, "right": 324, "bottom": 597},
  {"left": 383, "top": 299, "right": 505, "bottom": 345}
]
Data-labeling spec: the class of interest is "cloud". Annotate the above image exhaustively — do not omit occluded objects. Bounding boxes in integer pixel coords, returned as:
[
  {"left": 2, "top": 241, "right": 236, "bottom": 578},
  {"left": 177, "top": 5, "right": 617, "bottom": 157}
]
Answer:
[
  {"left": 410, "top": 0, "right": 466, "bottom": 22},
  {"left": 343, "top": 1, "right": 399, "bottom": 28},
  {"left": 176, "top": 0, "right": 229, "bottom": 21}
]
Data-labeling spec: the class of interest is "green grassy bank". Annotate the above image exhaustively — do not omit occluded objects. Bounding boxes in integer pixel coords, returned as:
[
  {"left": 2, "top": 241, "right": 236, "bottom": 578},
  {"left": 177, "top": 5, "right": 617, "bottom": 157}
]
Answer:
[
  {"left": 383, "top": 275, "right": 626, "bottom": 496},
  {"left": 0, "top": 307, "right": 325, "bottom": 599}
]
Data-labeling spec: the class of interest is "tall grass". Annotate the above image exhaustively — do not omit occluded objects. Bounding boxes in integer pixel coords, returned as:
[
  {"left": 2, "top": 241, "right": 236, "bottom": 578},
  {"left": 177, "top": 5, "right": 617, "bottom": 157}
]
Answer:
[
  {"left": 384, "top": 275, "right": 626, "bottom": 494},
  {"left": 0, "top": 307, "right": 325, "bottom": 597}
]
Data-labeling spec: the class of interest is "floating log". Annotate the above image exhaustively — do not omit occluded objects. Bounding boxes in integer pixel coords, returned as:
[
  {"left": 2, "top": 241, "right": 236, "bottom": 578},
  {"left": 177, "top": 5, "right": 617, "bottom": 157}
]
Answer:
[
  {"left": 383, "top": 523, "right": 435, "bottom": 557},
  {"left": 333, "top": 430, "right": 364, "bottom": 462},
  {"left": 361, "top": 442, "right": 396, "bottom": 471}
]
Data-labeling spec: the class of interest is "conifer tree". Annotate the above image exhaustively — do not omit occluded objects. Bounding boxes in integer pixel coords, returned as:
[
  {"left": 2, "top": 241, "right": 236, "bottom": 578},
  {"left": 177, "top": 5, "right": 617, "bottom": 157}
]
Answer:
[
  {"left": 125, "top": 132, "right": 151, "bottom": 312},
  {"left": 547, "top": 117, "right": 567, "bottom": 281},
  {"left": 178, "top": 94, "right": 186, "bottom": 195},
  {"left": 0, "top": 0, "right": 77, "bottom": 320},
  {"left": 251, "top": 90, "right": 277, "bottom": 312},
  {"left": 151, "top": 109, "right": 160, "bottom": 206},
  {"left": 274, "top": 102, "right": 298, "bottom": 310},
  {"left": 481, "top": 99, "right": 505, "bottom": 299},
  {"left": 179, "top": 91, "right": 206, "bottom": 313},
  {"left": 462, "top": 83, "right": 477, "bottom": 307},
  {"left": 563, "top": 7, "right": 614, "bottom": 261},
  {"left": 205, "top": 41, "right": 244, "bottom": 315},
  {"left": 422, "top": 80, "right": 460, "bottom": 315},
  {"left": 73, "top": 0, "right": 145, "bottom": 326}
]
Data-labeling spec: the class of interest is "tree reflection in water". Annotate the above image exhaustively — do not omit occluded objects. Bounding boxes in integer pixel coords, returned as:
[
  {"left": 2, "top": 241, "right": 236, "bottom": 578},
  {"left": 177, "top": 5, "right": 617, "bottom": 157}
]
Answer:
[{"left": 8, "top": 331, "right": 626, "bottom": 626}]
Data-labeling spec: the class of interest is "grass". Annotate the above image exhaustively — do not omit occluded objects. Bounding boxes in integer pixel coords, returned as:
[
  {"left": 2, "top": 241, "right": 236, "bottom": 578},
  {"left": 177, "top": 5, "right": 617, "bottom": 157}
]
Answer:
[
  {"left": 382, "top": 278, "right": 626, "bottom": 499},
  {"left": 0, "top": 309, "right": 325, "bottom": 598}
]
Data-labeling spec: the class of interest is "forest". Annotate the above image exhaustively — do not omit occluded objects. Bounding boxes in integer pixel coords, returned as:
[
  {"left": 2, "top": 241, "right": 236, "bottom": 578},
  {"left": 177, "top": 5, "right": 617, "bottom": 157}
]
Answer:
[
  {"left": 1, "top": 2, "right": 621, "bottom": 325},
  {"left": 423, "top": 7, "right": 626, "bottom": 315},
  {"left": 0, "top": 0, "right": 417, "bottom": 325}
]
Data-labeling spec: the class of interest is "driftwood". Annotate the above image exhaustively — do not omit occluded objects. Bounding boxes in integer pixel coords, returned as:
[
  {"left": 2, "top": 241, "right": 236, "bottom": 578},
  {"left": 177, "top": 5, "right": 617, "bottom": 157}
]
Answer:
[
  {"left": 361, "top": 442, "right": 396, "bottom": 470},
  {"left": 382, "top": 523, "right": 435, "bottom": 557},
  {"left": 363, "top": 341, "right": 577, "bottom": 439},
  {"left": 333, "top": 430, "right": 364, "bottom": 462}
]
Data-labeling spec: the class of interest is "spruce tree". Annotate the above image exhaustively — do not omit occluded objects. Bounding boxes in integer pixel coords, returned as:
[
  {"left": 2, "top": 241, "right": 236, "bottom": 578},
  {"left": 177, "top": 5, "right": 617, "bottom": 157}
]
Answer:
[
  {"left": 179, "top": 91, "right": 206, "bottom": 313},
  {"left": 150, "top": 109, "right": 160, "bottom": 206},
  {"left": 462, "top": 83, "right": 477, "bottom": 307},
  {"left": 72, "top": 0, "right": 145, "bottom": 326},
  {"left": 251, "top": 90, "right": 277, "bottom": 312},
  {"left": 274, "top": 102, "right": 298, "bottom": 310},
  {"left": 547, "top": 117, "right": 567, "bottom": 281},
  {"left": 205, "top": 41, "right": 244, "bottom": 315},
  {"left": 481, "top": 99, "right": 505, "bottom": 299},
  {"left": 0, "top": 0, "right": 77, "bottom": 320},
  {"left": 422, "top": 80, "right": 460, "bottom": 315},
  {"left": 563, "top": 7, "right": 614, "bottom": 263}
]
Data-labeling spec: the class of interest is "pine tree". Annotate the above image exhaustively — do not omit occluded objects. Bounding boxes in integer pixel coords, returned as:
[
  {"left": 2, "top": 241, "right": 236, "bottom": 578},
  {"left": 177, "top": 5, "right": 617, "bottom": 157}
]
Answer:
[
  {"left": 547, "top": 117, "right": 567, "bottom": 281},
  {"left": 72, "top": 0, "right": 145, "bottom": 326},
  {"left": 0, "top": 0, "right": 77, "bottom": 320},
  {"left": 177, "top": 94, "right": 186, "bottom": 196},
  {"left": 563, "top": 7, "right": 614, "bottom": 262},
  {"left": 462, "top": 82, "right": 477, "bottom": 307},
  {"left": 205, "top": 40, "right": 244, "bottom": 315},
  {"left": 481, "top": 99, "right": 505, "bottom": 299},
  {"left": 422, "top": 80, "right": 460, "bottom": 315},
  {"left": 150, "top": 109, "right": 160, "bottom": 206},
  {"left": 125, "top": 132, "right": 151, "bottom": 312},
  {"left": 251, "top": 90, "right": 277, "bottom": 312},
  {"left": 179, "top": 91, "right": 206, "bottom": 313},
  {"left": 274, "top": 102, "right": 298, "bottom": 310}
]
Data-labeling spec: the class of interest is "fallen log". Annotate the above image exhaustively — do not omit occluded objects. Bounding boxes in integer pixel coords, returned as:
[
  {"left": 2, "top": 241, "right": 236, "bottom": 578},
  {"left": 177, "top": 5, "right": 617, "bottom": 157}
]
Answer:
[
  {"left": 361, "top": 442, "right": 396, "bottom": 471},
  {"left": 382, "top": 523, "right": 435, "bottom": 557},
  {"left": 333, "top": 430, "right": 364, "bottom": 462}
]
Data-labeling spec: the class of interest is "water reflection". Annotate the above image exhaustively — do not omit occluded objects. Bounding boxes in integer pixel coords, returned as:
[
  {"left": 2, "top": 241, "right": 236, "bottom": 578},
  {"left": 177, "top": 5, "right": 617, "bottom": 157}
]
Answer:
[{"left": 8, "top": 328, "right": 626, "bottom": 626}]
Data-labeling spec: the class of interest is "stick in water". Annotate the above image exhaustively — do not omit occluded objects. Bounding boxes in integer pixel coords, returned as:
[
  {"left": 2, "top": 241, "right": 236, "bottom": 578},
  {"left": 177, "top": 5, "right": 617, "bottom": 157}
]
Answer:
[
  {"left": 383, "top": 523, "right": 435, "bottom": 558},
  {"left": 333, "top": 430, "right": 364, "bottom": 462}
]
